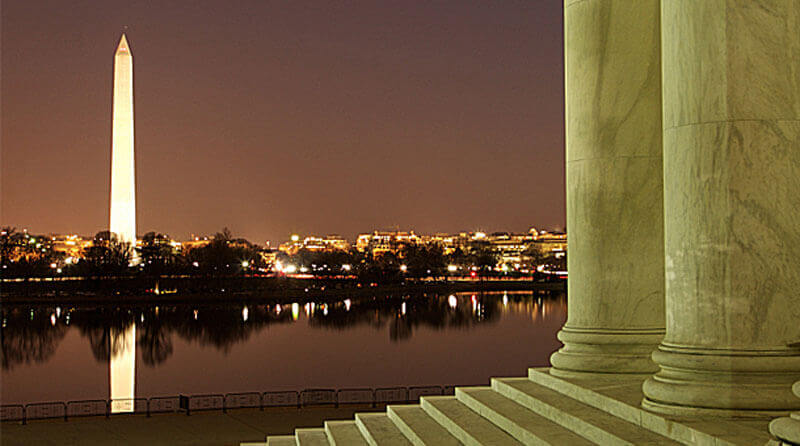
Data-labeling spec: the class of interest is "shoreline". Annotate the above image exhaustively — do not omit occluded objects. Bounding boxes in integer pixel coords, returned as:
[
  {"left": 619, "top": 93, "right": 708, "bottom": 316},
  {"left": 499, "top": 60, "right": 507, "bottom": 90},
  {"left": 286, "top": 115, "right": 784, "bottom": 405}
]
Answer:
[{"left": 0, "top": 277, "right": 565, "bottom": 305}]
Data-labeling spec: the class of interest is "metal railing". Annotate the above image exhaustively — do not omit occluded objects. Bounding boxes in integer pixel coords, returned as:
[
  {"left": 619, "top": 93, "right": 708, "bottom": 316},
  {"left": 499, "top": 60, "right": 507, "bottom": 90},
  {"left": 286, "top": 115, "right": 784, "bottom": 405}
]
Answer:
[{"left": 0, "top": 384, "right": 475, "bottom": 424}]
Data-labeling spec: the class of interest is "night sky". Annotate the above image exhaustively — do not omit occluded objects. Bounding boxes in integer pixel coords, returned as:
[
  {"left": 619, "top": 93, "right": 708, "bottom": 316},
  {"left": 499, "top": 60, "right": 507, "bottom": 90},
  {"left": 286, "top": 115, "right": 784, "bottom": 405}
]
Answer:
[{"left": 1, "top": 0, "right": 564, "bottom": 245}]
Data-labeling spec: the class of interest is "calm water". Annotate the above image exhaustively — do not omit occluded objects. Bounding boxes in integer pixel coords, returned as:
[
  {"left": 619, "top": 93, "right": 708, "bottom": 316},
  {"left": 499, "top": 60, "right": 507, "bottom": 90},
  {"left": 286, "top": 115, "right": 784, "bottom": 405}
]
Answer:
[{"left": 0, "top": 290, "right": 566, "bottom": 405}]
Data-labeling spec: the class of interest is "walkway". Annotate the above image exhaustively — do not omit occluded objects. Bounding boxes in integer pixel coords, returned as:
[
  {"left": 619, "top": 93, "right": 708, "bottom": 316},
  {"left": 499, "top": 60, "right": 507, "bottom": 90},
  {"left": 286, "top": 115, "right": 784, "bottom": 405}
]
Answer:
[{"left": 0, "top": 405, "right": 383, "bottom": 446}]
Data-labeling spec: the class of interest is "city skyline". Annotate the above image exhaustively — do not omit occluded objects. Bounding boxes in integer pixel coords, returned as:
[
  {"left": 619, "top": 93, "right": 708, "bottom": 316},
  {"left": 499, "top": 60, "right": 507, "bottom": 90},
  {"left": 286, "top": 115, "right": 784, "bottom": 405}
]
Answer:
[{"left": 1, "top": 1, "right": 565, "bottom": 245}]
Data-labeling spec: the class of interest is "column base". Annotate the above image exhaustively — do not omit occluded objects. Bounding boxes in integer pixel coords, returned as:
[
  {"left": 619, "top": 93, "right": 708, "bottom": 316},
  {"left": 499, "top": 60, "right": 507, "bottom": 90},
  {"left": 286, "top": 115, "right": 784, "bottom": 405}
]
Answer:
[
  {"left": 549, "top": 325, "right": 664, "bottom": 377},
  {"left": 770, "top": 415, "right": 800, "bottom": 445},
  {"left": 642, "top": 344, "right": 800, "bottom": 417}
]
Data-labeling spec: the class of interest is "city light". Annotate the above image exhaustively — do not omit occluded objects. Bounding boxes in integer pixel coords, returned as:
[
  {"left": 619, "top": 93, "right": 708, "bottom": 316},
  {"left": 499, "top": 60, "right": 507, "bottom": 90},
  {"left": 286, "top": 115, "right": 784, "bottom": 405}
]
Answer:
[
  {"left": 242, "top": 306, "right": 249, "bottom": 322},
  {"left": 447, "top": 265, "right": 458, "bottom": 272},
  {"left": 448, "top": 295, "right": 457, "bottom": 309},
  {"left": 342, "top": 264, "right": 351, "bottom": 271},
  {"left": 241, "top": 260, "right": 249, "bottom": 268},
  {"left": 400, "top": 264, "right": 407, "bottom": 272}
]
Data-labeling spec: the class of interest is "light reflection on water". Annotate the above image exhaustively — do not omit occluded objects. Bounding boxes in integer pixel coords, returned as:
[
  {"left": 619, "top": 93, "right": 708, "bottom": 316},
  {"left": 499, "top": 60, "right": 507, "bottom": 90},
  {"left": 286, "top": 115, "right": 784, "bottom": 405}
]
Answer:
[{"left": 0, "top": 290, "right": 566, "bottom": 404}]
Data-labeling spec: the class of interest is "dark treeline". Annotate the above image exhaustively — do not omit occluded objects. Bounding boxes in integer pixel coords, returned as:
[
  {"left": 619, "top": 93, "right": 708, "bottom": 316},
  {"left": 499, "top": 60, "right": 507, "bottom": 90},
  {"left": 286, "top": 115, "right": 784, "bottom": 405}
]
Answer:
[
  {"left": 1, "top": 228, "right": 566, "bottom": 302},
  {"left": 1, "top": 227, "right": 565, "bottom": 283},
  {"left": 0, "top": 291, "right": 563, "bottom": 370}
]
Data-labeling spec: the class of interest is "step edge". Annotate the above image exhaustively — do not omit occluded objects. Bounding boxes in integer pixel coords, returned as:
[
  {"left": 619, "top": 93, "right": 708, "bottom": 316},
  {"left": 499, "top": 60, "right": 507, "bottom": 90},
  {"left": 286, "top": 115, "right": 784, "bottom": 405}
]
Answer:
[
  {"left": 528, "top": 368, "right": 743, "bottom": 446},
  {"left": 324, "top": 420, "right": 367, "bottom": 446},
  {"left": 387, "top": 405, "right": 428, "bottom": 446},
  {"left": 493, "top": 377, "right": 637, "bottom": 446},
  {"left": 355, "top": 411, "right": 412, "bottom": 446},
  {"left": 354, "top": 414, "right": 380, "bottom": 446},
  {"left": 295, "top": 427, "right": 329, "bottom": 446},
  {"left": 456, "top": 386, "right": 588, "bottom": 446},
  {"left": 420, "top": 396, "right": 487, "bottom": 446}
]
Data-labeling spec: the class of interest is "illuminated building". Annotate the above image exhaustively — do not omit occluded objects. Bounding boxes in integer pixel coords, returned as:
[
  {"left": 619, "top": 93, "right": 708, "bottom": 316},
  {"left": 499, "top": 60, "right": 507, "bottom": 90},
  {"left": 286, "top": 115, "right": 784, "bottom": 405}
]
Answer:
[
  {"left": 181, "top": 236, "right": 211, "bottom": 251},
  {"left": 355, "top": 230, "right": 420, "bottom": 256},
  {"left": 279, "top": 234, "right": 351, "bottom": 254},
  {"left": 532, "top": 230, "right": 567, "bottom": 254},
  {"left": 50, "top": 234, "right": 93, "bottom": 258}
]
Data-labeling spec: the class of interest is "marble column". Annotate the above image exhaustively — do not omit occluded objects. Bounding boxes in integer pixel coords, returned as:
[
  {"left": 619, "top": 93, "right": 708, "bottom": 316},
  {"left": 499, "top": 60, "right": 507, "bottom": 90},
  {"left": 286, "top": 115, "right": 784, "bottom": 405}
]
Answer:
[
  {"left": 643, "top": 0, "right": 800, "bottom": 416},
  {"left": 769, "top": 382, "right": 800, "bottom": 444},
  {"left": 550, "top": 0, "right": 665, "bottom": 376}
]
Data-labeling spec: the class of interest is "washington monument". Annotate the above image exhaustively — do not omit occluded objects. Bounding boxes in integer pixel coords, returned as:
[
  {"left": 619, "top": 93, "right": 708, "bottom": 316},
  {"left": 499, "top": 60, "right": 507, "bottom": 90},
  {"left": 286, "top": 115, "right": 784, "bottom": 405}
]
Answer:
[
  {"left": 109, "top": 33, "right": 136, "bottom": 245},
  {"left": 108, "top": 34, "right": 137, "bottom": 412}
]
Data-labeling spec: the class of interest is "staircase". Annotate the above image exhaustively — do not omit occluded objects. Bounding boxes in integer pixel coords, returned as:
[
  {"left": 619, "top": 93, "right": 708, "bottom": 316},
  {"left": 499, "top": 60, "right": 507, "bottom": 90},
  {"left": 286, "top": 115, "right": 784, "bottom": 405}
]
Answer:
[{"left": 252, "top": 368, "right": 774, "bottom": 445}]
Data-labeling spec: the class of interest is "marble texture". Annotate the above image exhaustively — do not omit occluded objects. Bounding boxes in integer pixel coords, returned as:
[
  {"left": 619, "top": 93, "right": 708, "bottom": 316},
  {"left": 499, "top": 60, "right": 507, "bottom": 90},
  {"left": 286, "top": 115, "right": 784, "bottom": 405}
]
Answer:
[
  {"left": 662, "top": 0, "right": 800, "bottom": 128},
  {"left": 769, "top": 382, "right": 800, "bottom": 444},
  {"left": 551, "top": 0, "right": 665, "bottom": 375},
  {"left": 644, "top": 0, "right": 800, "bottom": 415}
]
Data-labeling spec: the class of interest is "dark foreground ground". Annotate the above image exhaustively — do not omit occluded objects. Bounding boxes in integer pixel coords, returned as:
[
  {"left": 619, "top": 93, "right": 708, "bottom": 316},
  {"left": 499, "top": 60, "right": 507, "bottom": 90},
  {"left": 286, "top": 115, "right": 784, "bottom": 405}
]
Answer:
[{"left": 0, "top": 405, "right": 385, "bottom": 446}]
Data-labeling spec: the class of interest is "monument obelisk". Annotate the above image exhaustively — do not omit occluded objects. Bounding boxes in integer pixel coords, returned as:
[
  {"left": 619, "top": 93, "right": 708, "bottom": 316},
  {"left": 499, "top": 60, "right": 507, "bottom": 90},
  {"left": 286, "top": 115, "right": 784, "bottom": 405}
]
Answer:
[
  {"left": 108, "top": 34, "right": 137, "bottom": 413},
  {"left": 109, "top": 33, "right": 136, "bottom": 246}
]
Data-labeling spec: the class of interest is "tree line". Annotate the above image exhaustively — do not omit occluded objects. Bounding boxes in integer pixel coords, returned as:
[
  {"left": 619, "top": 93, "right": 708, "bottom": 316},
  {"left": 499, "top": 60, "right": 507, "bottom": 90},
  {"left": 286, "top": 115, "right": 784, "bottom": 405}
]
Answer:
[{"left": 1, "top": 227, "right": 565, "bottom": 283}]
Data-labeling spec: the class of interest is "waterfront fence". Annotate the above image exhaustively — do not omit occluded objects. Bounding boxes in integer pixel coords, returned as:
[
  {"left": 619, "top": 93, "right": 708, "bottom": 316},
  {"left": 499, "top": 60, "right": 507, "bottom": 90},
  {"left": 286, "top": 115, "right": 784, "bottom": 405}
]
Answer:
[{"left": 0, "top": 384, "right": 475, "bottom": 424}]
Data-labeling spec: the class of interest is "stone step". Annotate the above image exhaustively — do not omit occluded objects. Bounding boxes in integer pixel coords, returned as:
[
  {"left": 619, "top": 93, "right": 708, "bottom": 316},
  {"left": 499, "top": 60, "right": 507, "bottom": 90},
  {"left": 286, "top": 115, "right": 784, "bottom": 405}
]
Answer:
[
  {"left": 325, "top": 420, "right": 369, "bottom": 446},
  {"left": 265, "top": 436, "right": 297, "bottom": 446},
  {"left": 456, "top": 387, "right": 596, "bottom": 445},
  {"left": 527, "top": 368, "right": 772, "bottom": 446},
  {"left": 355, "top": 412, "right": 412, "bottom": 446},
  {"left": 420, "top": 395, "right": 523, "bottom": 445},
  {"left": 493, "top": 377, "right": 681, "bottom": 445},
  {"left": 296, "top": 427, "right": 330, "bottom": 446},
  {"left": 386, "top": 404, "right": 462, "bottom": 446}
]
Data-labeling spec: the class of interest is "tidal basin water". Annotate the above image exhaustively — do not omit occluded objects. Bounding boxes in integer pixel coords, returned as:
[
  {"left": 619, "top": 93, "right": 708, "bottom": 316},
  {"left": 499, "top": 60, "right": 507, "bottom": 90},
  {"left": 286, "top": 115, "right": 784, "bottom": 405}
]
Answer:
[{"left": 0, "top": 290, "right": 566, "bottom": 405}]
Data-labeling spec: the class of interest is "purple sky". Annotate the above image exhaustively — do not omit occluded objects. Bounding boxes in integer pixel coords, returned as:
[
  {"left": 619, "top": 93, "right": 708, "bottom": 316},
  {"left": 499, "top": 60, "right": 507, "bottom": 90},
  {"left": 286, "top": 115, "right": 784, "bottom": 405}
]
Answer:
[{"left": 1, "top": 0, "right": 564, "bottom": 244}]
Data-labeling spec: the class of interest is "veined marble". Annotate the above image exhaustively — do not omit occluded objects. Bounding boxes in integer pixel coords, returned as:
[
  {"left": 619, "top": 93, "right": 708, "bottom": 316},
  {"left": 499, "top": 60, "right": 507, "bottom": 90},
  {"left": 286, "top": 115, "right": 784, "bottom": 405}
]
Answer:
[
  {"left": 551, "top": 0, "right": 665, "bottom": 376},
  {"left": 644, "top": 0, "right": 800, "bottom": 415}
]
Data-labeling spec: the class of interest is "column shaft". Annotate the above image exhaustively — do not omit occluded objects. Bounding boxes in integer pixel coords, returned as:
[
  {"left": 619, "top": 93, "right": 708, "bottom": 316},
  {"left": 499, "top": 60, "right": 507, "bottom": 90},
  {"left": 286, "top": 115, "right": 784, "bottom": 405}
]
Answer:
[
  {"left": 550, "top": 0, "right": 665, "bottom": 376},
  {"left": 643, "top": 0, "right": 800, "bottom": 416}
]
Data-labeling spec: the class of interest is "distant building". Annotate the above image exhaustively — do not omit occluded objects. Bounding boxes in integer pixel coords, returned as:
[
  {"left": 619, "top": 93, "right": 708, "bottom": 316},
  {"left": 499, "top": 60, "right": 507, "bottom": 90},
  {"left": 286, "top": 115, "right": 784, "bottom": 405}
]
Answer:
[
  {"left": 182, "top": 236, "right": 211, "bottom": 252},
  {"left": 50, "top": 234, "right": 93, "bottom": 259},
  {"left": 488, "top": 231, "right": 536, "bottom": 265},
  {"left": 355, "top": 230, "right": 420, "bottom": 256},
  {"left": 279, "top": 234, "right": 351, "bottom": 254},
  {"left": 533, "top": 229, "right": 567, "bottom": 256}
]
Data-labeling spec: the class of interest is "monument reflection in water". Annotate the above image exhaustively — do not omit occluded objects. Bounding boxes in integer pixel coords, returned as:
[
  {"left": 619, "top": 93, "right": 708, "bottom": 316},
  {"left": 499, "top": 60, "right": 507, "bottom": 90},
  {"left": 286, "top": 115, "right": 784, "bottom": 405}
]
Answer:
[
  {"left": 0, "top": 291, "right": 566, "bottom": 405},
  {"left": 109, "top": 323, "right": 135, "bottom": 413}
]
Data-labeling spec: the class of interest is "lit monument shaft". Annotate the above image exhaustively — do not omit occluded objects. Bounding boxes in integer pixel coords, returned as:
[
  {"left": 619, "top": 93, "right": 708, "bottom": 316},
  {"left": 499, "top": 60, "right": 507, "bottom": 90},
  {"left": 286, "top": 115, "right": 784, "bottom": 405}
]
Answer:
[
  {"left": 110, "top": 323, "right": 136, "bottom": 413},
  {"left": 109, "top": 34, "right": 136, "bottom": 244}
]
